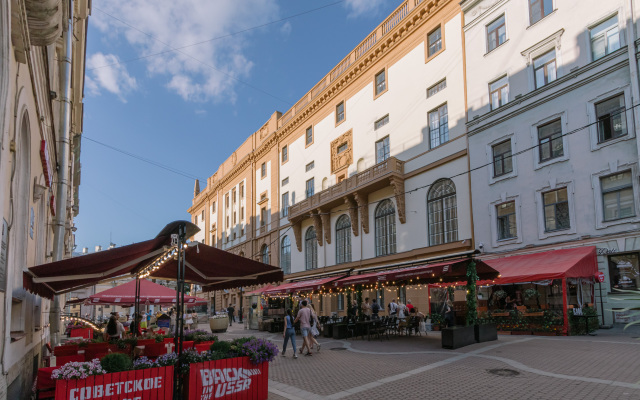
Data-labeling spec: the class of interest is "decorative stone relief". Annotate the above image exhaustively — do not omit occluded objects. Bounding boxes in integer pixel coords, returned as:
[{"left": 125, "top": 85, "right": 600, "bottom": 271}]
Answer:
[
  {"left": 344, "top": 196, "right": 359, "bottom": 237},
  {"left": 311, "top": 212, "right": 323, "bottom": 247},
  {"left": 319, "top": 209, "right": 331, "bottom": 245},
  {"left": 292, "top": 220, "right": 302, "bottom": 252},
  {"left": 354, "top": 192, "right": 369, "bottom": 234},
  {"left": 389, "top": 176, "right": 406, "bottom": 224},
  {"left": 330, "top": 130, "right": 353, "bottom": 174}
]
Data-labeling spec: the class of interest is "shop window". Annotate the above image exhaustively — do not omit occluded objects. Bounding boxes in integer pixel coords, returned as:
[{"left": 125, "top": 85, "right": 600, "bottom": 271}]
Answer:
[{"left": 608, "top": 253, "right": 639, "bottom": 291}]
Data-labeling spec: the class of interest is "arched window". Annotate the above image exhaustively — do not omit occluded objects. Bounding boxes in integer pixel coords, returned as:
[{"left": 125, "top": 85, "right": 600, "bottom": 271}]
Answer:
[
  {"left": 335, "top": 215, "right": 351, "bottom": 264},
  {"left": 427, "top": 178, "right": 458, "bottom": 246},
  {"left": 261, "top": 244, "right": 269, "bottom": 264},
  {"left": 375, "top": 199, "right": 396, "bottom": 256},
  {"left": 305, "top": 227, "right": 317, "bottom": 270},
  {"left": 280, "top": 236, "right": 291, "bottom": 274}
]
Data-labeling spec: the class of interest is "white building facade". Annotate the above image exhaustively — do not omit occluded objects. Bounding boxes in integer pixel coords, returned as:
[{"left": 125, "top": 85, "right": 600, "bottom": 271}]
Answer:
[{"left": 463, "top": 0, "right": 640, "bottom": 324}]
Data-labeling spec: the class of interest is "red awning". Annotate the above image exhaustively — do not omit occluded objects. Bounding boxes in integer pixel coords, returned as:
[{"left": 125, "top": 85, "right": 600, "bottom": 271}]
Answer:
[
  {"left": 24, "top": 220, "right": 283, "bottom": 299},
  {"left": 263, "top": 276, "right": 345, "bottom": 295},
  {"left": 331, "top": 259, "right": 498, "bottom": 288},
  {"left": 88, "top": 279, "right": 207, "bottom": 305},
  {"left": 244, "top": 284, "right": 276, "bottom": 296},
  {"left": 482, "top": 246, "right": 598, "bottom": 285}
]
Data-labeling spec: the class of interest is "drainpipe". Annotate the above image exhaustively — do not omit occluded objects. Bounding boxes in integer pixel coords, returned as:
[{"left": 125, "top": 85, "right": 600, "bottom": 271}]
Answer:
[
  {"left": 51, "top": 0, "right": 74, "bottom": 345},
  {"left": 626, "top": 0, "right": 640, "bottom": 170}
]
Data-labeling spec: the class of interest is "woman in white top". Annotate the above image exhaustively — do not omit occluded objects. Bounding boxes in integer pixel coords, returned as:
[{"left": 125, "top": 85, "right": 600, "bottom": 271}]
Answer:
[{"left": 184, "top": 312, "right": 194, "bottom": 330}]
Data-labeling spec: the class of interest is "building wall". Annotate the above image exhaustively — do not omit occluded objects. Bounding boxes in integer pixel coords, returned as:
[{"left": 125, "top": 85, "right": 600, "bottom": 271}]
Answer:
[
  {"left": 463, "top": 0, "right": 640, "bottom": 324},
  {"left": 0, "top": 1, "right": 89, "bottom": 398}
]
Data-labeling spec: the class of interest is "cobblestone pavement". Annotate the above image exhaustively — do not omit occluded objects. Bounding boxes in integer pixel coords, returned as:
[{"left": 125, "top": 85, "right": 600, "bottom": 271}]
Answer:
[{"left": 210, "top": 322, "right": 640, "bottom": 400}]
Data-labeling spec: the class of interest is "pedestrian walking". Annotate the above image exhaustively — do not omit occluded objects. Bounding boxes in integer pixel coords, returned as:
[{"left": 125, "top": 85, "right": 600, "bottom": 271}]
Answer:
[
  {"left": 294, "top": 300, "right": 313, "bottom": 356},
  {"left": 184, "top": 311, "right": 193, "bottom": 331},
  {"left": 227, "top": 305, "right": 235, "bottom": 326},
  {"left": 301, "top": 304, "right": 321, "bottom": 353},
  {"left": 281, "top": 309, "right": 298, "bottom": 359}
]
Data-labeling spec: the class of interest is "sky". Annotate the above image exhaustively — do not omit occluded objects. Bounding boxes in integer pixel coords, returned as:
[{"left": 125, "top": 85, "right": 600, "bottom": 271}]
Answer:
[{"left": 74, "top": 0, "right": 403, "bottom": 251}]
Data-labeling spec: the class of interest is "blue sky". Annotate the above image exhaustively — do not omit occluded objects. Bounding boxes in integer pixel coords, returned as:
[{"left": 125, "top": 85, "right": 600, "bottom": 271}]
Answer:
[{"left": 75, "top": 0, "right": 402, "bottom": 250}]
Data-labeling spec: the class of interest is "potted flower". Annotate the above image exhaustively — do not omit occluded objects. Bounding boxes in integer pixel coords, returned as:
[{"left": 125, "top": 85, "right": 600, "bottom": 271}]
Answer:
[{"left": 209, "top": 313, "right": 229, "bottom": 333}]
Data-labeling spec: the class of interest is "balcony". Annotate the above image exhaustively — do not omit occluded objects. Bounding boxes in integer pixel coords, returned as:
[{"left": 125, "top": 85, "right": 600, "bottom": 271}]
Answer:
[{"left": 288, "top": 157, "right": 406, "bottom": 251}]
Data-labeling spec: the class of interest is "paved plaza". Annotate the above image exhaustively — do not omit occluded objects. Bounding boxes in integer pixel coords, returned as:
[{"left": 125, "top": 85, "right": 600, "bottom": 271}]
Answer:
[{"left": 212, "top": 322, "right": 640, "bottom": 400}]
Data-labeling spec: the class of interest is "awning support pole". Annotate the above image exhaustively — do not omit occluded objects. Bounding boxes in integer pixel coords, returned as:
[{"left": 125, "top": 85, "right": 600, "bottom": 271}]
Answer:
[
  {"left": 174, "top": 222, "right": 187, "bottom": 400},
  {"left": 562, "top": 278, "right": 569, "bottom": 335},
  {"left": 598, "top": 281, "right": 605, "bottom": 326}
]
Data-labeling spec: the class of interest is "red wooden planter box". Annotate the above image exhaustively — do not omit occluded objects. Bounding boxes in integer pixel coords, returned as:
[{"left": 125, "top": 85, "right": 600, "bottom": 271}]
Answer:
[
  {"left": 55, "top": 366, "right": 174, "bottom": 400},
  {"left": 187, "top": 357, "right": 268, "bottom": 400},
  {"left": 70, "top": 328, "right": 93, "bottom": 339}
]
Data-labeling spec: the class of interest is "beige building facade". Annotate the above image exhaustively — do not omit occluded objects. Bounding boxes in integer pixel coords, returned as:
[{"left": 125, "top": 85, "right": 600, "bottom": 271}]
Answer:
[
  {"left": 189, "top": 0, "right": 474, "bottom": 317},
  {"left": 0, "top": 0, "right": 89, "bottom": 397}
]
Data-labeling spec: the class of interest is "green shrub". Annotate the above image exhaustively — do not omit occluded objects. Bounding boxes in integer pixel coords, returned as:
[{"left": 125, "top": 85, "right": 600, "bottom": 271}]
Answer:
[
  {"left": 210, "top": 340, "right": 231, "bottom": 355},
  {"left": 100, "top": 353, "right": 132, "bottom": 373}
]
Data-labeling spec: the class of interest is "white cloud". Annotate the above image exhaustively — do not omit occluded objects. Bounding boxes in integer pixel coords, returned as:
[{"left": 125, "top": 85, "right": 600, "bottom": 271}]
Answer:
[
  {"left": 280, "top": 21, "right": 292, "bottom": 36},
  {"left": 92, "top": 0, "right": 280, "bottom": 102},
  {"left": 86, "top": 52, "right": 137, "bottom": 101},
  {"left": 345, "top": 0, "right": 386, "bottom": 18}
]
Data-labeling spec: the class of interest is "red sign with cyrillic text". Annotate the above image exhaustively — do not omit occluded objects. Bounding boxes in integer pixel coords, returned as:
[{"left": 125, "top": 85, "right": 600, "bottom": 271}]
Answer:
[
  {"left": 55, "top": 365, "right": 174, "bottom": 400},
  {"left": 187, "top": 357, "right": 268, "bottom": 400}
]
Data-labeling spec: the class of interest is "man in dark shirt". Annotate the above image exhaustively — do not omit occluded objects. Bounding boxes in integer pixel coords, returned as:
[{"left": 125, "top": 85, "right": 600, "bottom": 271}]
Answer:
[{"left": 227, "top": 305, "right": 235, "bottom": 326}]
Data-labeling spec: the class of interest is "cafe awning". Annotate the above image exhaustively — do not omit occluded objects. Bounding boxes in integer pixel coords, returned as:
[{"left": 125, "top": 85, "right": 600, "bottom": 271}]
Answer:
[
  {"left": 88, "top": 279, "right": 207, "bottom": 305},
  {"left": 263, "top": 276, "right": 346, "bottom": 295},
  {"left": 331, "top": 258, "right": 498, "bottom": 288},
  {"left": 482, "top": 246, "right": 598, "bottom": 285},
  {"left": 24, "top": 220, "right": 283, "bottom": 298}
]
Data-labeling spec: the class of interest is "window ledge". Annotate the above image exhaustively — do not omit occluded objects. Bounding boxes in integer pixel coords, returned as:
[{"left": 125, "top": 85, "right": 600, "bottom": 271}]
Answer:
[
  {"left": 596, "top": 216, "right": 640, "bottom": 230},
  {"left": 534, "top": 155, "right": 569, "bottom": 171},
  {"left": 591, "top": 134, "right": 633, "bottom": 152},
  {"left": 10, "top": 332, "right": 26, "bottom": 342},
  {"left": 484, "top": 39, "right": 509, "bottom": 57},
  {"left": 489, "top": 172, "right": 517, "bottom": 186}
]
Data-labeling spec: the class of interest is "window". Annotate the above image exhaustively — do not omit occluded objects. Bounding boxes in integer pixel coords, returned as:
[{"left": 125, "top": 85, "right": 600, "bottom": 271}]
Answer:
[
  {"left": 487, "top": 15, "right": 506, "bottom": 52},
  {"left": 282, "top": 192, "right": 289, "bottom": 217},
  {"left": 533, "top": 50, "right": 556, "bottom": 89},
  {"left": 608, "top": 253, "right": 640, "bottom": 291},
  {"left": 375, "top": 199, "right": 396, "bottom": 256},
  {"left": 306, "top": 126, "right": 313, "bottom": 146},
  {"left": 375, "top": 115, "right": 389, "bottom": 130},
  {"left": 305, "top": 227, "right": 318, "bottom": 270},
  {"left": 306, "top": 178, "right": 314, "bottom": 198},
  {"left": 537, "top": 119, "right": 563, "bottom": 162},
  {"left": 261, "top": 162, "right": 266, "bottom": 178},
  {"left": 194, "top": 215, "right": 198, "bottom": 224},
  {"left": 529, "top": 0, "right": 553, "bottom": 25},
  {"left": 337, "top": 143, "right": 348, "bottom": 154},
  {"left": 336, "top": 102, "right": 345, "bottom": 123},
  {"left": 591, "top": 15, "right": 620, "bottom": 61},
  {"left": 260, "top": 193, "right": 267, "bottom": 201},
  {"left": 428, "top": 27, "right": 442, "bottom": 57},
  {"left": 375, "top": 70, "right": 386, "bottom": 95},
  {"left": 337, "top": 294, "right": 344, "bottom": 310},
  {"left": 427, "top": 79, "right": 446, "bottom": 97},
  {"left": 376, "top": 137, "right": 390, "bottom": 164},
  {"left": 240, "top": 206, "right": 244, "bottom": 220},
  {"left": 232, "top": 188, "right": 236, "bottom": 204},
  {"left": 239, "top": 182, "right": 244, "bottom": 198},
  {"left": 335, "top": 215, "right": 352, "bottom": 264},
  {"left": 211, "top": 201, "right": 216, "bottom": 213},
  {"left": 542, "top": 188, "right": 569, "bottom": 232},
  {"left": 492, "top": 140, "right": 513, "bottom": 177},
  {"left": 226, "top": 216, "right": 229, "bottom": 229},
  {"left": 260, "top": 207, "right": 267, "bottom": 227},
  {"left": 280, "top": 236, "right": 291, "bottom": 274},
  {"left": 428, "top": 103, "right": 449, "bottom": 148},
  {"left": 201, "top": 210, "right": 205, "bottom": 221},
  {"left": 233, "top": 211, "right": 237, "bottom": 225},
  {"left": 261, "top": 244, "right": 269, "bottom": 264},
  {"left": 427, "top": 179, "right": 458, "bottom": 246},
  {"left": 596, "top": 94, "right": 627, "bottom": 143},
  {"left": 306, "top": 161, "right": 314, "bottom": 172},
  {"left": 225, "top": 194, "right": 229, "bottom": 208},
  {"left": 282, "top": 177, "right": 289, "bottom": 186},
  {"left": 489, "top": 76, "right": 509, "bottom": 110},
  {"left": 601, "top": 171, "right": 635, "bottom": 221},
  {"left": 496, "top": 201, "right": 517, "bottom": 240},
  {"left": 282, "top": 146, "right": 288, "bottom": 163}
]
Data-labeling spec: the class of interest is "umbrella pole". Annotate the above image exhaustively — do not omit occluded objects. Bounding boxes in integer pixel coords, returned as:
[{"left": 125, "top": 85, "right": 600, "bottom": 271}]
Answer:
[{"left": 134, "top": 276, "right": 140, "bottom": 337}]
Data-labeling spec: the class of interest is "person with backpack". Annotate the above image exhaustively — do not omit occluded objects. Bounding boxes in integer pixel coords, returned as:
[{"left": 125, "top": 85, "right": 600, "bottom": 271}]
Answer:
[{"left": 371, "top": 299, "right": 381, "bottom": 319}]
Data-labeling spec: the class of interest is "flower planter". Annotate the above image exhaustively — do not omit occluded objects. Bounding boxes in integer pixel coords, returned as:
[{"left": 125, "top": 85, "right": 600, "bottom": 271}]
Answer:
[
  {"left": 533, "top": 331, "right": 558, "bottom": 336},
  {"left": 210, "top": 317, "right": 229, "bottom": 333},
  {"left": 510, "top": 331, "right": 533, "bottom": 335},
  {"left": 323, "top": 324, "right": 334, "bottom": 338},
  {"left": 55, "top": 366, "right": 174, "bottom": 399},
  {"left": 441, "top": 325, "right": 476, "bottom": 349},
  {"left": 474, "top": 324, "right": 497, "bottom": 343},
  {"left": 187, "top": 356, "right": 268, "bottom": 400},
  {"left": 497, "top": 331, "right": 511, "bottom": 335}
]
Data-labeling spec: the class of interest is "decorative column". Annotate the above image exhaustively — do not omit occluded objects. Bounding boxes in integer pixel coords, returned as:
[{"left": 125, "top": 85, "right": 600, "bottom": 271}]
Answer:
[
  {"left": 311, "top": 211, "right": 323, "bottom": 246},
  {"left": 389, "top": 176, "right": 406, "bottom": 224},
  {"left": 292, "top": 219, "right": 302, "bottom": 251}
]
